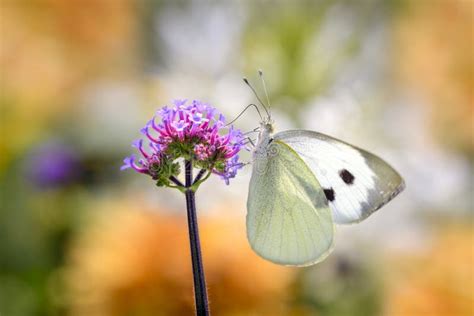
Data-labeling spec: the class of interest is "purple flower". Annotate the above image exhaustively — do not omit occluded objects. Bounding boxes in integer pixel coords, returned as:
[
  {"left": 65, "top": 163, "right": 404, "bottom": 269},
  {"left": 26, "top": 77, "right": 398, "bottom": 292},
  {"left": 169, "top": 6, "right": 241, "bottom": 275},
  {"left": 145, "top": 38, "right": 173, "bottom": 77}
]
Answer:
[
  {"left": 214, "top": 155, "right": 245, "bottom": 185},
  {"left": 122, "top": 100, "right": 245, "bottom": 186},
  {"left": 189, "top": 112, "right": 209, "bottom": 125},
  {"left": 172, "top": 120, "right": 189, "bottom": 132},
  {"left": 194, "top": 143, "right": 212, "bottom": 160},
  {"left": 121, "top": 155, "right": 148, "bottom": 173},
  {"left": 27, "top": 143, "right": 81, "bottom": 188}
]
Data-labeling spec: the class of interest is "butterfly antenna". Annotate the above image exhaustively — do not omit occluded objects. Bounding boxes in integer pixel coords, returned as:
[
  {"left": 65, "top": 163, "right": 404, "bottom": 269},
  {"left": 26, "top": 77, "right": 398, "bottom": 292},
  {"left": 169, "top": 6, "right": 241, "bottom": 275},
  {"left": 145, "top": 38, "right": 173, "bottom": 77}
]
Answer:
[
  {"left": 243, "top": 77, "right": 271, "bottom": 119},
  {"left": 225, "top": 103, "right": 262, "bottom": 126},
  {"left": 258, "top": 69, "right": 272, "bottom": 117}
]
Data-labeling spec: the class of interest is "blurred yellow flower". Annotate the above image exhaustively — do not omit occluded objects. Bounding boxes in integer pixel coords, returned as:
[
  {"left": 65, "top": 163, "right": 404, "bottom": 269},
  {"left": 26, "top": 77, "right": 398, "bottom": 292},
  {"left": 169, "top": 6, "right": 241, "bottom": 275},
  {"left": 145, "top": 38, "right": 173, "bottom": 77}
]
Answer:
[
  {"left": 394, "top": 0, "right": 473, "bottom": 156},
  {"left": 0, "top": 0, "right": 137, "bottom": 170},
  {"left": 61, "top": 198, "right": 294, "bottom": 316},
  {"left": 385, "top": 224, "right": 474, "bottom": 316}
]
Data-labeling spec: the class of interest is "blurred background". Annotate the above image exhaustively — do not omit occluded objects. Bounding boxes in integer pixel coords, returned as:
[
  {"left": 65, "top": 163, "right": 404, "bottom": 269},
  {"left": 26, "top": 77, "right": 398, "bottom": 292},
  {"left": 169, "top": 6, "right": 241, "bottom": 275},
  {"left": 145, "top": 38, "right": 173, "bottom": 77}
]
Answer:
[{"left": 0, "top": 0, "right": 472, "bottom": 315}]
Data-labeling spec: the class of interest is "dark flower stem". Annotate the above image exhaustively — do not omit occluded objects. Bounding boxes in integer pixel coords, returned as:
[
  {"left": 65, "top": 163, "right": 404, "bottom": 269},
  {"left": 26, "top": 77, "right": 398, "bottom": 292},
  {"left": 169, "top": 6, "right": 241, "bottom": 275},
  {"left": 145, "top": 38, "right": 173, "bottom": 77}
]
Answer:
[
  {"left": 192, "top": 169, "right": 207, "bottom": 185},
  {"left": 184, "top": 160, "right": 210, "bottom": 316},
  {"left": 170, "top": 175, "right": 184, "bottom": 187}
]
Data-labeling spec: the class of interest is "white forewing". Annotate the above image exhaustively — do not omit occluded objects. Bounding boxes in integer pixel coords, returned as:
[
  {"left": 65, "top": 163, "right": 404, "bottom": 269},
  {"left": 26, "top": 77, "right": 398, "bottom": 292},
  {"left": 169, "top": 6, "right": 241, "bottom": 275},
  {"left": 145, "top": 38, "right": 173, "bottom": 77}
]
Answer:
[
  {"left": 274, "top": 130, "right": 405, "bottom": 224},
  {"left": 246, "top": 140, "right": 334, "bottom": 266}
]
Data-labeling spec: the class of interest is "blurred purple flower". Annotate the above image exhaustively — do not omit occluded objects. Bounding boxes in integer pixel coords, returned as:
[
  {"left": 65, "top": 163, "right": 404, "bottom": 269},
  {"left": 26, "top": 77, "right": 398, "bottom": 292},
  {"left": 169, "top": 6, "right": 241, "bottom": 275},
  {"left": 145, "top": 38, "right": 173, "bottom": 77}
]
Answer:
[
  {"left": 122, "top": 99, "right": 245, "bottom": 185},
  {"left": 27, "top": 143, "right": 81, "bottom": 188}
]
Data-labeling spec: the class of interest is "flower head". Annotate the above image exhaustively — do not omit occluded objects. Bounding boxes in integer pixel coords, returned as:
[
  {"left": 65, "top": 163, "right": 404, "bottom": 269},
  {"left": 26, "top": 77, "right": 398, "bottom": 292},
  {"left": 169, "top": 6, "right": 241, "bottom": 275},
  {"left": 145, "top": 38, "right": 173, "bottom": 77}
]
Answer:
[
  {"left": 27, "top": 142, "right": 82, "bottom": 188},
  {"left": 122, "top": 100, "right": 245, "bottom": 187}
]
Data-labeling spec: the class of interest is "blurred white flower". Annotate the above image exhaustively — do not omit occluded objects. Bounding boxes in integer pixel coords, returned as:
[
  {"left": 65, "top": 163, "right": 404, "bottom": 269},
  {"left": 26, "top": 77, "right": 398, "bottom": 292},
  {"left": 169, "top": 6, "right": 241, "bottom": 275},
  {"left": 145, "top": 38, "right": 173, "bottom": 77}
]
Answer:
[
  {"left": 76, "top": 81, "right": 145, "bottom": 155},
  {"left": 155, "top": 1, "right": 244, "bottom": 75}
]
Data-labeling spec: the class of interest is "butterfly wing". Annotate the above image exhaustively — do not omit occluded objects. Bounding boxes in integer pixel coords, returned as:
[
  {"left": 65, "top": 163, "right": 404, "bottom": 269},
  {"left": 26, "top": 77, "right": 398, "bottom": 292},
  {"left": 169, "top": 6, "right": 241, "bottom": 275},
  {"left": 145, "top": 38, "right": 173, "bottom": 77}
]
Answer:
[
  {"left": 274, "top": 130, "right": 405, "bottom": 224},
  {"left": 247, "top": 140, "right": 334, "bottom": 266}
]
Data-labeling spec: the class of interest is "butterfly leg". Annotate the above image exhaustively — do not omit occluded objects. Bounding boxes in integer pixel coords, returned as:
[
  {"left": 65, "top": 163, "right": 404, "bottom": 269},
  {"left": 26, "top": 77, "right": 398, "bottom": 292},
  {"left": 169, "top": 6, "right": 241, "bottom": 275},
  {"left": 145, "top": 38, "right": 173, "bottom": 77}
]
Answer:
[
  {"left": 243, "top": 127, "right": 260, "bottom": 136},
  {"left": 244, "top": 137, "right": 256, "bottom": 147}
]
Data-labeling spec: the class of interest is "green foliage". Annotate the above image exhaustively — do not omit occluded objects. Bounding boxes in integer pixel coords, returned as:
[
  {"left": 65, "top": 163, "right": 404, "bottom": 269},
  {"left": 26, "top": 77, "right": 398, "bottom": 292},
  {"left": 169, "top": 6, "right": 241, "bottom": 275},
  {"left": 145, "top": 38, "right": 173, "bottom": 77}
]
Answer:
[
  {"left": 154, "top": 160, "right": 181, "bottom": 187},
  {"left": 241, "top": 0, "right": 393, "bottom": 123},
  {"left": 291, "top": 255, "right": 383, "bottom": 316}
]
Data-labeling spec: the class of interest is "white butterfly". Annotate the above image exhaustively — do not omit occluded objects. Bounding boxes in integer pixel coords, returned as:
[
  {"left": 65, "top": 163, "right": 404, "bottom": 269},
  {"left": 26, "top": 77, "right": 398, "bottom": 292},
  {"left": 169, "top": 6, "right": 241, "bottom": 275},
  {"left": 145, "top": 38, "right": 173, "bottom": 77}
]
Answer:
[{"left": 245, "top": 75, "right": 405, "bottom": 267}]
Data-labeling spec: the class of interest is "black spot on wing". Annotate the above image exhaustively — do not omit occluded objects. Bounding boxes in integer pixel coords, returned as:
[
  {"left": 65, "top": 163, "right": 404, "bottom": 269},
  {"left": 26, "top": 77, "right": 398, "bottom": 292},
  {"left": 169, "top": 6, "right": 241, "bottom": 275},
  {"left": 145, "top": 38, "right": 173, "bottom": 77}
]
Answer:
[
  {"left": 339, "top": 169, "right": 355, "bottom": 185},
  {"left": 323, "top": 188, "right": 335, "bottom": 202}
]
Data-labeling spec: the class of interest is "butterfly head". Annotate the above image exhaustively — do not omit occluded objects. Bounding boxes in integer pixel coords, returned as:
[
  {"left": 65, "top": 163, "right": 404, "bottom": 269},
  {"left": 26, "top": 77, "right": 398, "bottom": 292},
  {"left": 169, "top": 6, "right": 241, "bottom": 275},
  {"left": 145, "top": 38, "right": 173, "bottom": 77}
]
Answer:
[
  {"left": 254, "top": 119, "right": 275, "bottom": 153},
  {"left": 260, "top": 119, "right": 274, "bottom": 135}
]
